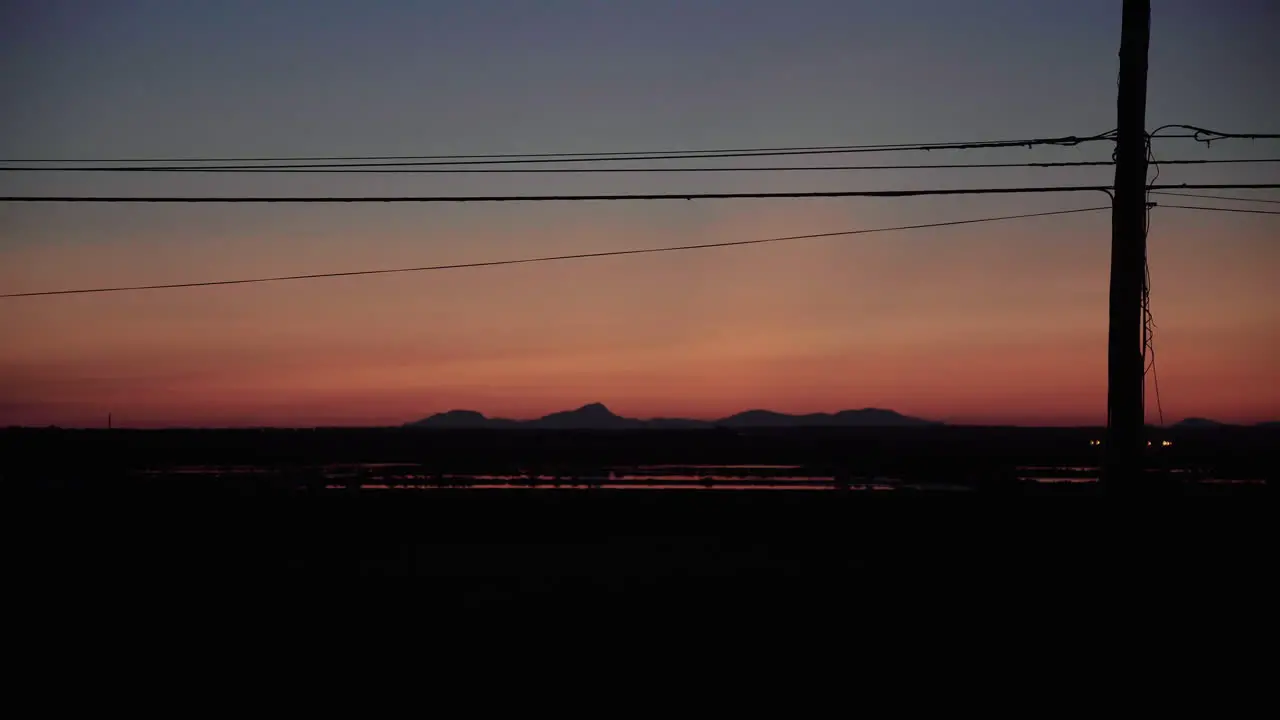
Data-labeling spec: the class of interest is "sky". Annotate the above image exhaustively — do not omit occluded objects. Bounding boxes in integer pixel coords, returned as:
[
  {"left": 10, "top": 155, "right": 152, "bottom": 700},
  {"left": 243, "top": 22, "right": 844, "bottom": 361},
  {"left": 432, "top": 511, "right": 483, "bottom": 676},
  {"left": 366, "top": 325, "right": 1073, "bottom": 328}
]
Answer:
[{"left": 0, "top": 0, "right": 1277, "bottom": 427}]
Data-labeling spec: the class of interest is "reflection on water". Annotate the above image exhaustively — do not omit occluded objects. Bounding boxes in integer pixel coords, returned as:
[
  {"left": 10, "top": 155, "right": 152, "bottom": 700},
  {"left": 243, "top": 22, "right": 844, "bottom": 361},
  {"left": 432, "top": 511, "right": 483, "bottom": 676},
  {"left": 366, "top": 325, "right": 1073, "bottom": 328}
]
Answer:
[
  {"left": 132, "top": 463, "right": 1261, "bottom": 490},
  {"left": 639, "top": 464, "right": 804, "bottom": 470},
  {"left": 326, "top": 473, "right": 900, "bottom": 491},
  {"left": 138, "top": 464, "right": 919, "bottom": 490}
]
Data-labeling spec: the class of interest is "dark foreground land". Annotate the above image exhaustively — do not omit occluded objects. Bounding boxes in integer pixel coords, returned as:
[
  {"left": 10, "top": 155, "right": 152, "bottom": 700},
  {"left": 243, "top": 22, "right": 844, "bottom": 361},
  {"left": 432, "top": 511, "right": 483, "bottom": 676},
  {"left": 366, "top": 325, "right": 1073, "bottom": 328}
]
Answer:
[
  {"left": 4, "top": 426, "right": 1275, "bottom": 611},
  {"left": 4, "top": 423, "right": 1277, "bottom": 482}
]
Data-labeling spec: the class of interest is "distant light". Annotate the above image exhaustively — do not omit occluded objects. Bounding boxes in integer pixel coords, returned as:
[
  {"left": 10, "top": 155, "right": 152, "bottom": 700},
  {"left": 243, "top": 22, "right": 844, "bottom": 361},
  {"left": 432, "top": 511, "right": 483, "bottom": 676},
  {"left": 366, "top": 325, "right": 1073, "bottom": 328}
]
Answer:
[
  {"left": 1090, "top": 440, "right": 1101, "bottom": 446},
  {"left": 1161, "top": 440, "right": 1173, "bottom": 447}
]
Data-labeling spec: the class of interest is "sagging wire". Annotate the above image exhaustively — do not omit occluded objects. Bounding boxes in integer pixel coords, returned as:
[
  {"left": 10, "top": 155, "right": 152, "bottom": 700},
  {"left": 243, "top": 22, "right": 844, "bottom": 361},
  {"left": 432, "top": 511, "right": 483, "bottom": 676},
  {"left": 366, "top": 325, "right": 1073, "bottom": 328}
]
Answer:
[
  {"left": 1142, "top": 134, "right": 1165, "bottom": 426},
  {"left": 1148, "top": 124, "right": 1280, "bottom": 147}
]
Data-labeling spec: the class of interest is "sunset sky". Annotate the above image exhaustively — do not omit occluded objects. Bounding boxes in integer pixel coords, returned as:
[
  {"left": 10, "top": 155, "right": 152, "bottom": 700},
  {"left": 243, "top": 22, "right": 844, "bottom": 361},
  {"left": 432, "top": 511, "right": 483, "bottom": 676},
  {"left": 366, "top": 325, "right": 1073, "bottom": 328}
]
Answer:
[{"left": 1, "top": 0, "right": 1277, "bottom": 428}]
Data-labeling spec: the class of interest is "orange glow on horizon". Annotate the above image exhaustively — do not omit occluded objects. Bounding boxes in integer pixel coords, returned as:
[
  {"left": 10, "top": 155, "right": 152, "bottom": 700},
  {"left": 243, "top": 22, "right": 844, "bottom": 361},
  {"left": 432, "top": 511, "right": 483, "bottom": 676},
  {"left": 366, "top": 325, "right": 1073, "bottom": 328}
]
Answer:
[{"left": 2, "top": 203, "right": 1276, "bottom": 428}]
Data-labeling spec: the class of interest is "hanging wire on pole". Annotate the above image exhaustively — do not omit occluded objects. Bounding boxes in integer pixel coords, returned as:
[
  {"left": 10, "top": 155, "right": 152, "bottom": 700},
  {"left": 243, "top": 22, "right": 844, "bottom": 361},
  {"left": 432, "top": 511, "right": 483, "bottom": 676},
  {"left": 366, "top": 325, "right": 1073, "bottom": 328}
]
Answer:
[
  {"left": 1142, "top": 134, "right": 1164, "bottom": 427},
  {"left": 1124, "top": 122, "right": 1280, "bottom": 428},
  {"left": 1149, "top": 190, "right": 1280, "bottom": 205},
  {"left": 1155, "top": 204, "right": 1280, "bottom": 215},
  {"left": 1148, "top": 124, "right": 1280, "bottom": 145}
]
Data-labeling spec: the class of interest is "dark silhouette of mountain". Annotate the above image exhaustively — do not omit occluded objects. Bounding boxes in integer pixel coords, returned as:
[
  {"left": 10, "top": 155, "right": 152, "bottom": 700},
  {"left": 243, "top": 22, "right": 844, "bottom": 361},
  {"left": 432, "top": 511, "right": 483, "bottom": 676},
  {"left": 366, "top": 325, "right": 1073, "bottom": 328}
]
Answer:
[
  {"left": 716, "top": 410, "right": 796, "bottom": 428},
  {"left": 1256, "top": 421, "right": 1280, "bottom": 429},
  {"left": 833, "top": 408, "right": 938, "bottom": 427},
  {"left": 717, "top": 407, "right": 937, "bottom": 428},
  {"left": 527, "top": 403, "right": 643, "bottom": 430},
  {"left": 408, "top": 404, "right": 936, "bottom": 429},
  {"left": 407, "top": 410, "right": 518, "bottom": 429},
  {"left": 1173, "top": 417, "right": 1231, "bottom": 429}
]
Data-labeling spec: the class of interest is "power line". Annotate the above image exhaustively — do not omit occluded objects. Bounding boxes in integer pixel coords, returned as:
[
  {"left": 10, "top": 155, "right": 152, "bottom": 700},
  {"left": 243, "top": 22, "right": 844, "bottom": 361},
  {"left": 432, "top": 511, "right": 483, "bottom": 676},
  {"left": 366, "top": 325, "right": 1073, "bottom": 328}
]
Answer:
[
  {"left": 1148, "top": 124, "right": 1280, "bottom": 144},
  {"left": 1156, "top": 204, "right": 1280, "bottom": 216},
  {"left": 0, "top": 140, "right": 1113, "bottom": 170},
  {"left": 1149, "top": 190, "right": 1280, "bottom": 205},
  {"left": 0, "top": 206, "right": 1108, "bottom": 299},
  {"left": 0, "top": 133, "right": 1116, "bottom": 165},
  {"left": 4, "top": 126, "right": 1268, "bottom": 167},
  {"left": 4, "top": 183, "right": 1277, "bottom": 203},
  {"left": 5, "top": 158, "right": 1278, "bottom": 174},
  {"left": 1142, "top": 134, "right": 1163, "bottom": 428}
]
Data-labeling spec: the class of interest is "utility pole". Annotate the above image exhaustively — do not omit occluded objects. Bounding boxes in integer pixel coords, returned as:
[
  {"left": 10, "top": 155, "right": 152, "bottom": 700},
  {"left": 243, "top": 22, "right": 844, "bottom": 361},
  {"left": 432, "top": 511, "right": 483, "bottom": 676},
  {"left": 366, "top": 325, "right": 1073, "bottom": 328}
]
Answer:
[{"left": 1104, "top": 0, "right": 1151, "bottom": 491}]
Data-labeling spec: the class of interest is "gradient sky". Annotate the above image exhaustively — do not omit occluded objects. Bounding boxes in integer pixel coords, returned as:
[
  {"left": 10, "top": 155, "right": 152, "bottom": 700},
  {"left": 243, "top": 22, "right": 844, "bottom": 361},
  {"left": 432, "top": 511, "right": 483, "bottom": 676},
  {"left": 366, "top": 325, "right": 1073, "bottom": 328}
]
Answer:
[{"left": 1, "top": 0, "right": 1277, "bottom": 427}]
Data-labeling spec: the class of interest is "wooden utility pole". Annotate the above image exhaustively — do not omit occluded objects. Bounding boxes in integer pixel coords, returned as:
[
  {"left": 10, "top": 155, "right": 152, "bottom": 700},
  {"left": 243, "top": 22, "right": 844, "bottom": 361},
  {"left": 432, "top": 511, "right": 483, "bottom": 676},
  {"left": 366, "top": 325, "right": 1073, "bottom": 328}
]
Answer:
[{"left": 1104, "top": 0, "right": 1151, "bottom": 490}]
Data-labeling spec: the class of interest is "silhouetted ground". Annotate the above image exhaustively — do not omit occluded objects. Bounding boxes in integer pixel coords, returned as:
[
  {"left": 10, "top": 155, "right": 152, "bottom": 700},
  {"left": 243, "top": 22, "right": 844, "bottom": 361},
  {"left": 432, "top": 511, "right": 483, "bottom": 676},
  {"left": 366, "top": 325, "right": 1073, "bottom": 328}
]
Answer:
[
  {"left": 8, "top": 487, "right": 1273, "bottom": 614},
  {"left": 3, "top": 424, "right": 1276, "bottom": 483},
  {"left": 3, "top": 426, "right": 1274, "bottom": 611}
]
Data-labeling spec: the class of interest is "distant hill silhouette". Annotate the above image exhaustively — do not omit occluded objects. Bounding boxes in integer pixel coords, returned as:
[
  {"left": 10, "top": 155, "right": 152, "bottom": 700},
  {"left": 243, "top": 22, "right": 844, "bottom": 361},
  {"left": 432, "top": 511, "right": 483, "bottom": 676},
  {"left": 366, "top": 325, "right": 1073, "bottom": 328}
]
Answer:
[
  {"left": 529, "top": 402, "right": 644, "bottom": 430},
  {"left": 1172, "top": 417, "right": 1232, "bottom": 429},
  {"left": 717, "top": 408, "right": 933, "bottom": 428},
  {"left": 409, "top": 409, "right": 519, "bottom": 429},
  {"left": 406, "top": 403, "right": 938, "bottom": 430},
  {"left": 1167, "top": 415, "right": 1274, "bottom": 425}
]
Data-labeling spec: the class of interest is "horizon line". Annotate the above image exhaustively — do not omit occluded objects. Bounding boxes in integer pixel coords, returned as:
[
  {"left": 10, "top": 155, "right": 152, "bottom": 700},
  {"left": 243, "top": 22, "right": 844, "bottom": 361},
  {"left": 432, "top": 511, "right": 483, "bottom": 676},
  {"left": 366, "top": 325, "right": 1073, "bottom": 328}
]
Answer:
[
  {"left": 6, "top": 420, "right": 1268, "bottom": 431},
  {"left": 0, "top": 420, "right": 1254, "bottom": 425},
  {"left": 6, "top": 404, "right": 1269, "bottom": 431}
]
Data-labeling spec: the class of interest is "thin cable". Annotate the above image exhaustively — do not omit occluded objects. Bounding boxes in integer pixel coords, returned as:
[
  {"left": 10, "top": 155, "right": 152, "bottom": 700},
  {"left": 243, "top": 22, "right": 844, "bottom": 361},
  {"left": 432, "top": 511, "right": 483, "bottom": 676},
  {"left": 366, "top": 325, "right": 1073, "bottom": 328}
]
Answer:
[
  {"left": 0, "top": 141, "right": 1113, "bottom": 169},
  {"left": 23, "top": 127, "right": 1252, "bottom": 165},
  {"left": 1156, "top": 204, "right": 1280, "bottom": 215},
  {"left": 1144, "top": 257, "right": 1164, "bottom": 426},
  {"left": 1149, "top": 190, "right": 1280, "bottom": 205},
  {"left": 1148, "top": 124, "right": 1280, "bottom": 144},
  {"left": 1142, "top": 135, "right": 1163, "bottom": 426},
  {"left": 4, "top": 183, "right": 1277, "bottom": 203},
  {"left": 6, "top": 158, "right": 1278, "bottom": 174},
  {"left": 0, "top": 206, "right": 1108, "bottom": 299},
  {"left": 0, "top": 133, "right": 1117, "bottom": 165}
]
